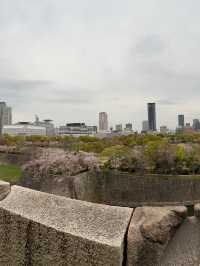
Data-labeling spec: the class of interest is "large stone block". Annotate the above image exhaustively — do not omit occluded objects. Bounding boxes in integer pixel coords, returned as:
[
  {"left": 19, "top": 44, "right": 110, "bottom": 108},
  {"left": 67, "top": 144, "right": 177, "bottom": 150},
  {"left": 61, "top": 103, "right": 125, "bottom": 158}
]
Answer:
[
  {"left": 0, "top": 185, "right": 133, "bottom": 266},
  {"left": 126, "top": 206, "right": 187, "bottom": 266},
  {"left": 0, "top": 181, "right": 10, "bottom": 200}
]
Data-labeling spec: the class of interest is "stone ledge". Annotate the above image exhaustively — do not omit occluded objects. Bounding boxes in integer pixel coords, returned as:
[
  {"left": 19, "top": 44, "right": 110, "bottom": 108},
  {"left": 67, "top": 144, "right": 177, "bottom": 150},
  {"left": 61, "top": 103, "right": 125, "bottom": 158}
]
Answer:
[
  {"left": 0, "top": 181, "right": 10, "bottom": 200},
  {"left": 0, "top": 186, "right": 133, "bottom": 266}
]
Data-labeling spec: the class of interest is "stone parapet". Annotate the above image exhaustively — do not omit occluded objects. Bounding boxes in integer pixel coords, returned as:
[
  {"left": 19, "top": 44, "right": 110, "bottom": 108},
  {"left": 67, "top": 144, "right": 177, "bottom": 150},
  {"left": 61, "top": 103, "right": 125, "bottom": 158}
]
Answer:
[{"left": 0, "top": 186, "right": 133, "bottom": 266}]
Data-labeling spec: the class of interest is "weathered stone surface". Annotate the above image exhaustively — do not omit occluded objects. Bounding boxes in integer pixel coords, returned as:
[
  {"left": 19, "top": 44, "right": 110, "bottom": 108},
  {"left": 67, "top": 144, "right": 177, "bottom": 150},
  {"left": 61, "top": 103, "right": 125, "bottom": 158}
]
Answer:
[
  {"left": 194, "top": 203, "right": 200, "bottom": 217},
  {"left": 0, "top": 185, "right": 133, "bottom": 266},
  {"left": 126, "top": 206, "right": 187, "bottom": 266},
  {"left": 0, "top": 181, "right": 10, "bottom": 200},
  {"left": 160, "top": 217, "right": 200, "bottom": 266}
]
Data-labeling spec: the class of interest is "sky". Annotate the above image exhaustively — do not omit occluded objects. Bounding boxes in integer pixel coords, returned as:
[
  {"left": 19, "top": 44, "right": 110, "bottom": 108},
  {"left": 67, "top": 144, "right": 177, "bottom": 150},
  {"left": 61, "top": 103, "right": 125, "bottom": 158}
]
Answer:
[{"left": 1, "top": 0, "right": 200, "bottom": 130}]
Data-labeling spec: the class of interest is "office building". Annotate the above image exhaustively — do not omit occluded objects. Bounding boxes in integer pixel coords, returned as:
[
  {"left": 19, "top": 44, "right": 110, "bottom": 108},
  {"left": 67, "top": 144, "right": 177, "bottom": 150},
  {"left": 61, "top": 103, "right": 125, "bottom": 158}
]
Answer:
[
  {"left": 3, "top": 122, "right": 46, "bottom": 136},
  {"left": 124, "top": 123, "right": 133, "bottom": 132},
  {"left": 0, "top": 102, "right": 12, "bottom": 134},
  {"left": 115, "top": 124, "right": 123, "bottom": 132},
  {"left": 59, "top": 123, "right": 97, "bottom": 137},
  {"left": 193, "top": 119, "right": 200, "bottom": 131},
  {"left": 148, "top": 103, "right": 156, "bottom": 131},
  {"left": 3, "top": 107, "right": 12, "bottom": 125},
  {"left": 178, "top": 114, "right": 185, "bottom": 128},
  {"left": 142, "top": 120, "right": 149, "bottom": 132},
  {"left": 99, "top": 112, "right": 108, "bottom": 132}
]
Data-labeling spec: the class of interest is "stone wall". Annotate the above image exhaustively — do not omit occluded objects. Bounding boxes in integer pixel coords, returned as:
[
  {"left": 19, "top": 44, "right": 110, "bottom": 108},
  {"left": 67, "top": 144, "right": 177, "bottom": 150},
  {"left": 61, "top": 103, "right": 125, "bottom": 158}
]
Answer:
[{"left": 73, "top": 170, "right": 200, "bottom": 207}]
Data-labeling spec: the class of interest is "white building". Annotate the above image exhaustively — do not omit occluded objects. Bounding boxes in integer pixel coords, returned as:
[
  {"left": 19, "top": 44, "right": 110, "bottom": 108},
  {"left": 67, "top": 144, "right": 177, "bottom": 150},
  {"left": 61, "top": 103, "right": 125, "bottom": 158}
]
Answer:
[
  {"left": 99, "top": 112, "right": 108, "bottom": 132},
  {"left": 34, "top": 116, "right": 55, "bottom": 136},
  {"left": 3, "top": 123, "right": 46, "bottom": 136},
  {"left": 58, "top": 123, "right": 97, "bottom": 137}
]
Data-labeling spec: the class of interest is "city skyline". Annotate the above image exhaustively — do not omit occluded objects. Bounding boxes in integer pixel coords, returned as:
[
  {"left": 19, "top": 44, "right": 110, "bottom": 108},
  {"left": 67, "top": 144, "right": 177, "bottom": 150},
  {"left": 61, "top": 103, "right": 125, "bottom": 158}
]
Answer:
[
  {"left": 3, "top": 99, "right": 200, "bottom": 133},
  {"left": 1, "top": 1, "right": 200, "bottom": 129}
]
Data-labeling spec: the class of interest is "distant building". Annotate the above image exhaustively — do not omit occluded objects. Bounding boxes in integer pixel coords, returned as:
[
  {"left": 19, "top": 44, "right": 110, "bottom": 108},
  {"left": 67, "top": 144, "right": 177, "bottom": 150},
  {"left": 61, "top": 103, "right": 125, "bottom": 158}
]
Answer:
[
  {"left": 184, "top": 123, "right": 195, "bottom": 134},
  {"left": 148, "top": 103, "right": 156, "bottom": 131},
  {"left": 178, "top": 114, "right": 185, "bottom": 128},
  {"left": 34, "top": 116, "right": 55, "bottom": 136},
  {"left": 193, "top": 119, "right": 200, "bottom": 131},
  {"left": 3, "top": 107, "right": 12, "bottom": 125},
  {"left": 3, "top": 122, "right": 46, "bottom": 136},
  {"left": 115, "top": 124, "right": 123, "bottom": 132},
  {"left": 124, "top": 123, "right": 133, "bottom": 132},
  {"left": 160, "top": 126, "right": 168, "bottom": 134},
  {"left": 99, "top": 112, "right": 108, "bottom": 132},
  {"left": 0, "top": 102, "right": 12, "bottom": 135},
  {"left": 59, "top": 123, "right": 97, "bottom": 137},
  {"left": 142, "top": 120, "right": 149, "bottom": 132}
]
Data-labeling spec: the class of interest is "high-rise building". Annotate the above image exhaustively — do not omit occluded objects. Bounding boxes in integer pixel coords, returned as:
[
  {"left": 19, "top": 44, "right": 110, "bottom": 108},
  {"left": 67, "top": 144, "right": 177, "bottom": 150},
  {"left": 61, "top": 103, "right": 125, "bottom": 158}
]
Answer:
[
  {"left": 193, "top": 119, "right": 200, "bottom": 131},
  {"left": 0, "top": 102, "right": 12, "bottom": 135},
  {"left": 148, "top": 103, "right": 156, "bottom": 131},
  {"left": 4, "top": 107, "right": 12, "bottom": 125},
  {"left": 142, "top": 120, "right": 149, "bottom": 132},
  {"left": 178, "top": 114, "right": 185, "bottom": 128},
  {"left": 99, "top": 112, "right": 108, "bottom": 132}
]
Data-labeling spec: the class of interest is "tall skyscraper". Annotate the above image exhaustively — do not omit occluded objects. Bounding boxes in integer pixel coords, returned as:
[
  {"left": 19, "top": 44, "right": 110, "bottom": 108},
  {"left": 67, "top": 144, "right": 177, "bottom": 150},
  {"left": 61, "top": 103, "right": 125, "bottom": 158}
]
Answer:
[
  {"left": 4, "top": 107, "right": 12, "bottom": 125},
  {"left": 0, "top": 102, "right": 12, "bottom": 135},
  {"left": 99, "top": 112, "right": 108, "bottom": 132},
  {"left": 178, "top": 114, "right": 185, "bottom": 128},
  {"left": 193, "top": 119, "right": 200, "bottom": 131},
  {"left": 148, "top": 103, "right": 156, "bottom": 131}
]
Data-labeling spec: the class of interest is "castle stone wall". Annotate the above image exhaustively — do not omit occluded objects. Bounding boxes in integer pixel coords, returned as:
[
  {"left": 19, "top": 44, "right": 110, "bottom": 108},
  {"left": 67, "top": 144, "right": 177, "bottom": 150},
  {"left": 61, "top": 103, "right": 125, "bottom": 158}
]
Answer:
[{"left": 74, "top": 170, "right": 200, "bottom": 207}]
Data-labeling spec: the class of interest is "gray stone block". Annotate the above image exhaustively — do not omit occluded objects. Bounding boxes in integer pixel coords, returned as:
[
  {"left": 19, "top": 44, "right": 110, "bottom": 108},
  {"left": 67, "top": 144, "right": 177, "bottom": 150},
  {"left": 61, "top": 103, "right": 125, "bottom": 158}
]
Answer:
[
  {"left": 0, "top": 185, "right": 133, "bottom": 266},
  {"left": 0, "top": 180, "right": 10, "bottom": 200},
  {"left": 126, "top": 206, "right": 187, "bottom": 266}
]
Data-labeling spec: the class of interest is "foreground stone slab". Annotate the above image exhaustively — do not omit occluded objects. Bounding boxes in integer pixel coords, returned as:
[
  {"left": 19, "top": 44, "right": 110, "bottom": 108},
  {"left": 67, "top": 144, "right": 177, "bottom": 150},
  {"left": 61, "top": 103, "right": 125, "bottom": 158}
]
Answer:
[
  {"left": 0, "top": 181, "right": 10, "bottom": 200},
  {"left": 0, "top": 185, "right": 133, "bottom": 266},
  {"left": 126, "top": 206, "right": 187, "bottom": 266}
]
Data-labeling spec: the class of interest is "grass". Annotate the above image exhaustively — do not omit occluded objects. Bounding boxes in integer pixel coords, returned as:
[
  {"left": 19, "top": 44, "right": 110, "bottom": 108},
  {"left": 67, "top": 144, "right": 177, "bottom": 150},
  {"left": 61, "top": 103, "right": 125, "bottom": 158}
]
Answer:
[{"left": 0, "top": 164, "right": 22, "bottom": 183}]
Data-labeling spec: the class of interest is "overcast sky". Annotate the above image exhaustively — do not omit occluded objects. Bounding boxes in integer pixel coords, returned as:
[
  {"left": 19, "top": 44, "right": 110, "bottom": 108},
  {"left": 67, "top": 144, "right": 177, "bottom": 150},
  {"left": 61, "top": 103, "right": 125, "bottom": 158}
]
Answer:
[{"left": 1, "top": 0, "right": 200, "bottom": 130}]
